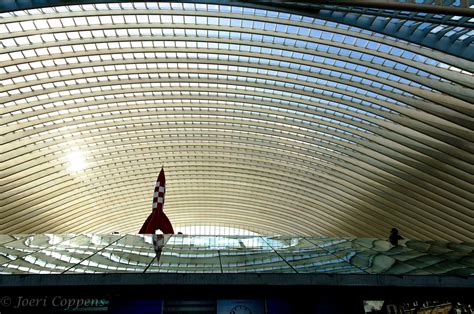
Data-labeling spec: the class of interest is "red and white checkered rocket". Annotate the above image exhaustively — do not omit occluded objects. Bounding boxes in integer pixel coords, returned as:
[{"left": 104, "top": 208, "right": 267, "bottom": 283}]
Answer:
[{"left": 138, "top": 168, "right": 174, "bottom": 234}]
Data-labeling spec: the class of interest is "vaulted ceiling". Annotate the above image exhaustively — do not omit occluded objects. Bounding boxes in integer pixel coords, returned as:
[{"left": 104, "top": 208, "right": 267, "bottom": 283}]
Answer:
[{"left": 1, "top": 1, "right": 473, "bottom": 241}]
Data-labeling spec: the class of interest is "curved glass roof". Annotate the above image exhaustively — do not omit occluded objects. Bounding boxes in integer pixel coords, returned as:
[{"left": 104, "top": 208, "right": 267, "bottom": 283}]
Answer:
[{"left": 0, "top": 2, "right": 472, "bottom": 241}]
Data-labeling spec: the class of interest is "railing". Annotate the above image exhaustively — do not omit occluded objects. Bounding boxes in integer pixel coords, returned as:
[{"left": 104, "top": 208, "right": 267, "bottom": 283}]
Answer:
[{"left": 0, "top": 234, "right": 472, "bottom": 275}]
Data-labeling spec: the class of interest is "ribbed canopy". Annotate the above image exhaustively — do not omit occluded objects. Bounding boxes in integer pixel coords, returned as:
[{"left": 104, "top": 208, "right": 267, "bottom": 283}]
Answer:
[{"left": 0, "top": 2, "right": 472, "bottom": 241}]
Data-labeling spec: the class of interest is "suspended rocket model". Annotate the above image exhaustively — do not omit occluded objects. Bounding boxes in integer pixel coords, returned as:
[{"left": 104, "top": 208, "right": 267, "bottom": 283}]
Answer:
[{"left": 138, "top": 168, "right": 174, "bottom": 234}]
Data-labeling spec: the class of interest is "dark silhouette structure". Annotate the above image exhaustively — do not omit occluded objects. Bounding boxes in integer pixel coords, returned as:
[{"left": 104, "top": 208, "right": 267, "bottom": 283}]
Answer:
[{"left": 389, "top": 228, "right": 403, "bottom": 246}]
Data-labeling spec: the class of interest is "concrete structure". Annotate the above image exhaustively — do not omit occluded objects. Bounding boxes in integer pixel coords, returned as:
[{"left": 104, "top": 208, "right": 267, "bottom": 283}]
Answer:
[
  {"left": 0, "top": 1, "right": 473, "bottom": 241},
  {"left": 0, "top": 234, "right": 472, "bottom": 313}
]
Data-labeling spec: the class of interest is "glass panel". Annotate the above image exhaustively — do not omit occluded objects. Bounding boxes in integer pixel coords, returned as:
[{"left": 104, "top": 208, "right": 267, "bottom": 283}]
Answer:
[
  {"left": 272, "top": 236, "right": 362, "bottom": 274},
  {"left": 66, "top": 234, "right": 154, "bottom": 273},
  {"left": 54, "top": 234, "right": 123, "bottom": 273},
  {"left": 348, "top": 250, "right": 417, "bottom": 274},
  {"left": 0, "top": 235, "right": 472, "bottom": 275},
  {"left": 0, "top": 234, "right": 78, "bottom": 273},
  {"left": 214, "top": 235, "right": 293, "bottom": 273},
  {"left": 147, "top": 235, "right": 221, "bottom": 273},
  {"left": 166, "top": 235, "right": 269, "bottom": 249},
  {"left": 306, "top": 237, "right": 419, "bottom": 275},
  {"left": 422, "top": 260, "right": 473, "bottom": 276},
  {"left": 0, "top": 234, "right": 75, "bottom": 265},
  {"left": 147, "top": 248, "right": 222, "bottom": 273},
  {"left": 0, "top": 234, "right": 26, "bottom": 245},
  {"left": 220, "top": 249, "right": 293, "bottom": 273}
]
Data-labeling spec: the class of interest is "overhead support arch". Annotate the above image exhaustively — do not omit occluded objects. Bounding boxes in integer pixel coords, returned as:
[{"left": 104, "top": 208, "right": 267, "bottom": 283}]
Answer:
[{"left": 1, "top": 1, "right": 473, "bottom": 241}]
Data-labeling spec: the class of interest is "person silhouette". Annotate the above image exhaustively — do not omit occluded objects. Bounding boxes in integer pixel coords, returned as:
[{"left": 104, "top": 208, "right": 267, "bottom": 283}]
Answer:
[{"left": 389, "top": 228, "right": 403, "bottom": 246}]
